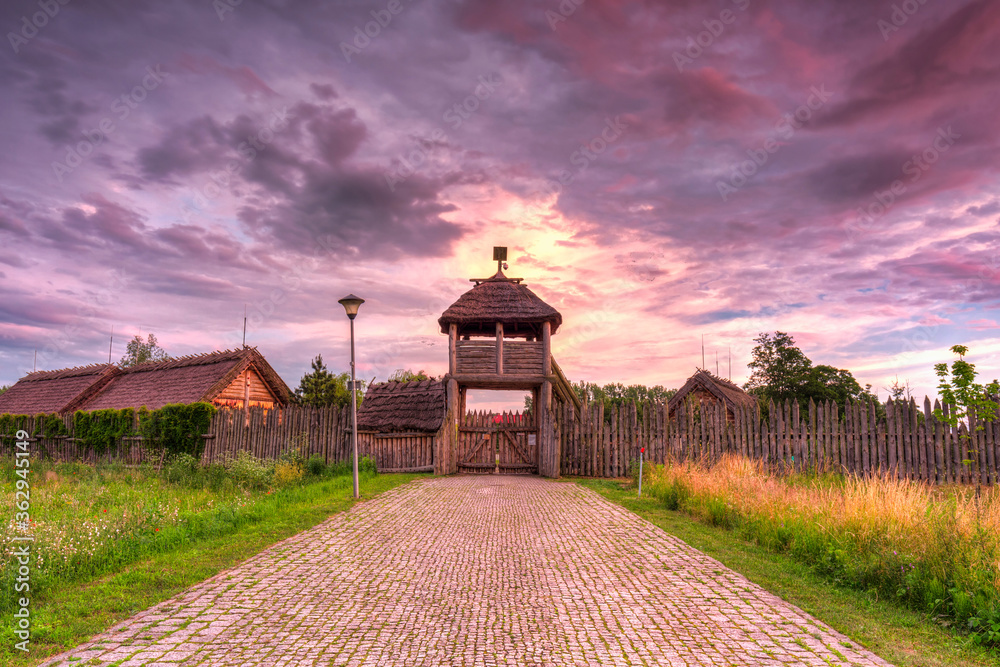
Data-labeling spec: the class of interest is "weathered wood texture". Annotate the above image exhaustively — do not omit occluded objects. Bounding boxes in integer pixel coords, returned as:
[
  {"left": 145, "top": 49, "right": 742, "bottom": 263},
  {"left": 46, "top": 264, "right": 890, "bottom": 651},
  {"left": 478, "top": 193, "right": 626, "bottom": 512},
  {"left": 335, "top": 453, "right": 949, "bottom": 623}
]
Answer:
[
  {"left": 10, "top": 397, "right": 998, "bottom": 484},
  {"left": 557, "top": 397, "right": 1000, "bottom": 484},
  {"left": 456, "top": 410, "right": 537, "bottom": 474},
  {"left": 2, "top": 405, "right": 434, "bottom": 473}
]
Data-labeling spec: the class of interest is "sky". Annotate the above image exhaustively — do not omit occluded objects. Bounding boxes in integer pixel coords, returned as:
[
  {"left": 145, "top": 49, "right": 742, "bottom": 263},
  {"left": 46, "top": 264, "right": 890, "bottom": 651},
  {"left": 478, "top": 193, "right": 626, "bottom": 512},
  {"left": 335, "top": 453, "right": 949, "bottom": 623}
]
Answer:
[{"left": 1, "top": 0, "right": 998, "bottom": 410}]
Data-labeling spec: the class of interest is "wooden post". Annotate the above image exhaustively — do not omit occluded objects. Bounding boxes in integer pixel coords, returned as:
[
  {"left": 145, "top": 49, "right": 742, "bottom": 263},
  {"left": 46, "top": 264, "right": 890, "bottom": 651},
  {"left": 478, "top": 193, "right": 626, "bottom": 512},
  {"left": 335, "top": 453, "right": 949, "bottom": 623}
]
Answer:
[
  {"left": 449, "top": 323, "right": 458, "bottom": 375},
  {"left": 496, "top": 322, "right": 504, "bottom": 374},
  {"left": 439, "top": 377, "right": 459, "bottom": 475}
]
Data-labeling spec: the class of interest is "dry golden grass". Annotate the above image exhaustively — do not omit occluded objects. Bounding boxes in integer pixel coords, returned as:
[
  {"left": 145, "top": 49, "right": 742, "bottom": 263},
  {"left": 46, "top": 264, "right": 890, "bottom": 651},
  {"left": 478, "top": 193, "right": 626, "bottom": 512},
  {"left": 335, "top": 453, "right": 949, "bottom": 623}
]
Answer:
[{"left": 645, "top": 455, "right": 1000, "bottom": 644}]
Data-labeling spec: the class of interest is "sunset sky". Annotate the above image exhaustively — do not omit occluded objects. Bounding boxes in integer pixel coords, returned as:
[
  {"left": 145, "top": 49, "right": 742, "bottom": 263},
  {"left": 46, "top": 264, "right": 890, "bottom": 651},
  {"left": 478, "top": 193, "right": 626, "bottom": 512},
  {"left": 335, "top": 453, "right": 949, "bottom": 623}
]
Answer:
[{"left": 1, "top": 0, "right": 998, "bottom": 408}]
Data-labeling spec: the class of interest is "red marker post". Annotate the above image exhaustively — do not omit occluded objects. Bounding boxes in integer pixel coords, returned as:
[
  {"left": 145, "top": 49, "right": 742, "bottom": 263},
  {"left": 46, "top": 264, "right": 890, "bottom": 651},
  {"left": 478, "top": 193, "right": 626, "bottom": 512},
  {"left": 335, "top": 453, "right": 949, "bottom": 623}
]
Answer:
[{"left": 638, "top": 446, "right": 645, "bottom": 498}]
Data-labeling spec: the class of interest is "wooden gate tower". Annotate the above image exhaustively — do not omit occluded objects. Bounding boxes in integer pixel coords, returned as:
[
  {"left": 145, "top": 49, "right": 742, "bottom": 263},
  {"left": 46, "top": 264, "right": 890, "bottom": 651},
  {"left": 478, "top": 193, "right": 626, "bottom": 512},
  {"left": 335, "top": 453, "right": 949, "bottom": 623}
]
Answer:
[{"left": 437, "top": 248, "right": 574, "bottom": 477}]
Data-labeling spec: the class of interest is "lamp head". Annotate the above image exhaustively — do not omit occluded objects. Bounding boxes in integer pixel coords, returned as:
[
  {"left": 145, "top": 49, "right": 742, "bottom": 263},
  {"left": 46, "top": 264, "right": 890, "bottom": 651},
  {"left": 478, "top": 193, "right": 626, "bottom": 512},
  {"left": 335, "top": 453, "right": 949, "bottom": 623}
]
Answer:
[{"left": 338, "top": 294, "right": 365, "bottom": 320}]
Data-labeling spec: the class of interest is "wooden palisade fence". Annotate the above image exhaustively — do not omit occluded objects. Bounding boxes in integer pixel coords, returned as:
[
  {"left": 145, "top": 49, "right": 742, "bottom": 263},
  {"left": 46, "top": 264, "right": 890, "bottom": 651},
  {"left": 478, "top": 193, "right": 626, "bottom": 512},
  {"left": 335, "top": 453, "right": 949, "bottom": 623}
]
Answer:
[
  {"left": 4, "top": 397, "right": 998, "bottom": 485},
  {"left": 557, "top": 397, "right": 1000, "bottom": 485}
]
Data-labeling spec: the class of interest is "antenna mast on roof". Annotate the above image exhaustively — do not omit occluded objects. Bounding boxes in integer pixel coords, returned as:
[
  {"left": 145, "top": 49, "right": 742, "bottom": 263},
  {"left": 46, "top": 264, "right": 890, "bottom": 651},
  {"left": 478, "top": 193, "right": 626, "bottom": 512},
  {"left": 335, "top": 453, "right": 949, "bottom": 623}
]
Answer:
[
  {"left": 716, "top": 350, "right": 719, "bottom": 376},
  {"left": 242, "top": 304, "right": 247, "bottom": 348},
  {"left": 109, "top": 325, "right": 114, "bottom": 364}
]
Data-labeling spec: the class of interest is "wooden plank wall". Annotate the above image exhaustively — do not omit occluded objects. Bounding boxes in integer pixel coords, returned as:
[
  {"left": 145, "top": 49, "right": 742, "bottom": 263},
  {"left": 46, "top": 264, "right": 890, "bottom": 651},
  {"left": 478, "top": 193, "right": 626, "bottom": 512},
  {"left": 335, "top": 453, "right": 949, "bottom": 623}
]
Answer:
[
  {"left": 455, "top": 340, "right": 497, "bottom": 374},
  {"left": 502, "top": 341, "right": 544, "bottom": 375},
  {"left": 557, "top": 397, "right": 1000, "bottom": 484}
]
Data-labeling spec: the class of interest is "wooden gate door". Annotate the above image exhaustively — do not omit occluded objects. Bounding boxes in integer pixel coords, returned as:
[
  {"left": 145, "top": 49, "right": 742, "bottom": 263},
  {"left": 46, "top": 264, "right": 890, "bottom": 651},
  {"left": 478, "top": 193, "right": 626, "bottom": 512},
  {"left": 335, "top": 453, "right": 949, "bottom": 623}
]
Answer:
[{"left": 457, "top": 411, "right": 538, "bottom": 474}]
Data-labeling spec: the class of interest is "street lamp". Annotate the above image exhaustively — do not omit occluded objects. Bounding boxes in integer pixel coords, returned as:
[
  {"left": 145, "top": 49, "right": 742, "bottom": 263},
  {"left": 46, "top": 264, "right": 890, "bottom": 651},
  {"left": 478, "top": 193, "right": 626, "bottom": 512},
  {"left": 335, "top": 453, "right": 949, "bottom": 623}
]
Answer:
[{"left": 338, "top": 294, "right": 365, "bottom": 499}]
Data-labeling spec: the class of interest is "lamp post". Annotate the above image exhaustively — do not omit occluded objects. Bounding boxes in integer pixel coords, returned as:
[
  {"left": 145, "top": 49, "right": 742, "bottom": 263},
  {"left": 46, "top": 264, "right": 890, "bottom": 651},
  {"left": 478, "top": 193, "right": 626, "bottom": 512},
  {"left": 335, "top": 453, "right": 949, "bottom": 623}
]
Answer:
[{"left": 338, "top": 294, "right": 365, "bottom": 499}]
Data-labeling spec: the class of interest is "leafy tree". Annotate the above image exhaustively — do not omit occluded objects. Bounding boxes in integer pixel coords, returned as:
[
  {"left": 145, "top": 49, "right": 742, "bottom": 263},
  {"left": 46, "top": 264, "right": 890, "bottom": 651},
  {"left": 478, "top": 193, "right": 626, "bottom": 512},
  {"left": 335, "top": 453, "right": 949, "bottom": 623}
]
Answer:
[
  {"left": 744, "top": 332, "right": 875, "bottom": 411},
  {"left": 542, "top": 381, "right": 677, "bottom": 422},
  {"left": 119, "top": 333, "right": 171, "bottom": 368},
  {"left": 0, "top": 385, "right": 8, "bottom": 395},
  {"left": 932, "top": 345, "right": 999, "bottom": 491},
  {"left": 294, "top": 354, "right": 362, "bottom": 408},
  {"left": 388, "top": 369, "right": 432, "bottom": 382},
  {"left": 744, "top": 332, "right": 812, "bottom": 403}
]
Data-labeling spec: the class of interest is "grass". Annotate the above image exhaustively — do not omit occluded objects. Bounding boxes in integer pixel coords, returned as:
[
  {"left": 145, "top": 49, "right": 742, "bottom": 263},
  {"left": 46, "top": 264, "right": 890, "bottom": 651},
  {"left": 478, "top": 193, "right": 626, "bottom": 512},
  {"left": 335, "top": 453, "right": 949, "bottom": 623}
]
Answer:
[
  {"left": 577, "top": 465, "right": 1000, "bottom": 666},
  {"left": 0, "top": 453, "right": 426, "bottom": 665}
]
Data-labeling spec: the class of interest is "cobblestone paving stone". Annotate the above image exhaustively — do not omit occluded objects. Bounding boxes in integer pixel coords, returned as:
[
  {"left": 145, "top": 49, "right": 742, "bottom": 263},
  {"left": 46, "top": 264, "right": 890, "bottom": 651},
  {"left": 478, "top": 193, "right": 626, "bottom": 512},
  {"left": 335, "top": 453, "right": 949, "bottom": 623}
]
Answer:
[{"left": 41, "top": 476, "right": 894, "bottom": 666}]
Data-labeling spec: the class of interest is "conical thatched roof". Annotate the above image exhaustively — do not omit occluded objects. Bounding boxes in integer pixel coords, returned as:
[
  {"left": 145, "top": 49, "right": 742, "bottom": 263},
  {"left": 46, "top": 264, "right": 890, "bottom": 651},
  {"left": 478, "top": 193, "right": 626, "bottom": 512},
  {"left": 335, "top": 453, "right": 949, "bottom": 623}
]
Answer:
[{"left": 438, "top": 270, "right": 562, "bottom": 335}]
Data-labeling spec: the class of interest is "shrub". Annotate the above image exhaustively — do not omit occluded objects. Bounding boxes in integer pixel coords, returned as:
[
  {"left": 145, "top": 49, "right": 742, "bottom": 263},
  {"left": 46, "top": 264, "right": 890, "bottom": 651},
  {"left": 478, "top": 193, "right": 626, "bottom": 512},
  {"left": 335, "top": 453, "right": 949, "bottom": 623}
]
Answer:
[
  {"left": 227, "top": 451, "right": 273, "bottom": 490},
  {"left": 305, "top": 454, "right": 327, "bottom": 477},
  {"left": 273, "top": 461, "right": 304, "bottom": 487}
]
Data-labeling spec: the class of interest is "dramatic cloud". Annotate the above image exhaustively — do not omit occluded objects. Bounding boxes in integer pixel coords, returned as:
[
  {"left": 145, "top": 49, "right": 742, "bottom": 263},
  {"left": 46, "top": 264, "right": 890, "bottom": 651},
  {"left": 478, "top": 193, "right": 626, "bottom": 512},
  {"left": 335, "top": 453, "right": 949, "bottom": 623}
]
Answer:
[{"left": 0, "top": 0, "right": 997, "bottom": 406}]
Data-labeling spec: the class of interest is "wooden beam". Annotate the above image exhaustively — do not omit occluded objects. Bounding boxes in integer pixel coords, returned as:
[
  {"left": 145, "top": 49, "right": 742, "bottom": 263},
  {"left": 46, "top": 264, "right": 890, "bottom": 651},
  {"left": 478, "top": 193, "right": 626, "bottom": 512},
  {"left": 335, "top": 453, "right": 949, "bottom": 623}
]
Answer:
[
  {"left": 496, "top": 322, "right": 504, "bottom": 374},
  {"left": 448, "top": 323, "right": 457, "bottom": 375},
  {"left": 447, "top": 374, "right": 550, "bottom": 390},
  {"left": 542, "top": 321, "right": 552, "bottom": 376}
]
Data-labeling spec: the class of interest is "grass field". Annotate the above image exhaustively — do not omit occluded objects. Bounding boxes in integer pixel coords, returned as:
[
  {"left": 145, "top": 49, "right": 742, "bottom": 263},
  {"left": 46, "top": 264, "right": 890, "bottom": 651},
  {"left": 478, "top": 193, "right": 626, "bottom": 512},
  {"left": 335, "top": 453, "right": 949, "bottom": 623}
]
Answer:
[
  {"left": 578, "top": 457, "right": 1000, "bottom": 667},
  {"left": 0, "top": 454, "right": 426, "bottom": 665}
]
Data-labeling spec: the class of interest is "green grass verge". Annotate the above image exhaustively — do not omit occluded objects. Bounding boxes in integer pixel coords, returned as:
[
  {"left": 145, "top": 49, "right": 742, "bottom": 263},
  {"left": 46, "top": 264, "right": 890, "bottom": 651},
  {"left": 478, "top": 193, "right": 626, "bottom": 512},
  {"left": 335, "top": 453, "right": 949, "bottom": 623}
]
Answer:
[
  {"left": 577, "top": 478, "right": 1000, "bottom": 667},
  {"left": 2, "top": 473, "right": 425, "bottom": 667}
]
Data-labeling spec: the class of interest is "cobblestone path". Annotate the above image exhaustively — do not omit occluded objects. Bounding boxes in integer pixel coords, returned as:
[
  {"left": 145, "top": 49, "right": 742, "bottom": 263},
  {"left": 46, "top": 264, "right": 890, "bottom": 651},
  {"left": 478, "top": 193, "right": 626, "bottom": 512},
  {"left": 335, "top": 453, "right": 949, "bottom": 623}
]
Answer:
[{"left": 41, "top": 476, "right": 892, "bottom": 666}]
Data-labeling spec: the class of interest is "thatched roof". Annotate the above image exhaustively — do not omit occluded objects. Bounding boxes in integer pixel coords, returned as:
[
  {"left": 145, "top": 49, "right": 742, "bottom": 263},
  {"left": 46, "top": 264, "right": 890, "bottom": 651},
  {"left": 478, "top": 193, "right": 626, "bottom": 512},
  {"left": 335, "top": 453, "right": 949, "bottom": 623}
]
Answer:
[
  {"left": 81, "top": 347, "right": 291, "bottom": 411},
  {"left": 667, "top": 369, "right": 757, "bottom": 415},
  {"left": 0, "top": 364, "right": 118, "bottom": 415},
  {"left": 438, "top": 270, "right": 562, "bottom": 335},
  {"left": 356, "top": 380, "right": 445, "bottom": 433}
]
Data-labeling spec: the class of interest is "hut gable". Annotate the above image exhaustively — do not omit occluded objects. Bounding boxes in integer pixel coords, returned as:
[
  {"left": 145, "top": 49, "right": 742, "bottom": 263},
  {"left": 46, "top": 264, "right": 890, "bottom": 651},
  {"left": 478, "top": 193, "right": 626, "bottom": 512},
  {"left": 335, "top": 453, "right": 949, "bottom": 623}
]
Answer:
[
  {"left": 668, "top": 369, "right": 757, "bottom": 416},
  {"left": 80, "top": 347, "right": 291, "bottom": 411},
  {"left": 438, "top": 270, "right": 562, "bottom": 335},
  {"left": 356, "top": 380, "right": 445, "bottom": 433},
  {"left": 0, "top": 364, "right": 118, "bottom": 415}
]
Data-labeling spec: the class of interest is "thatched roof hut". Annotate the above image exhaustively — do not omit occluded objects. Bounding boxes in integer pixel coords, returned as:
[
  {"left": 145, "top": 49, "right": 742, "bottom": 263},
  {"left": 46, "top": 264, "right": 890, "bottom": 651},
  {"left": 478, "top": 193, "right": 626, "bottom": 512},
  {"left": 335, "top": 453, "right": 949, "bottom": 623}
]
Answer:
[
  {"left": 668, "top": 369, "right": 757, "bottom": 418},
  {"left": 81, "top": 347, "right": 291, "bottom": 411},
  {"left": 438, "top": 270, "right": 562, "bottom": 337},
  {"left": 0, "top": 364, "right": 118, "bottom": 415},
  {"left": 356, "top": 380, "right": 446, "bottom": 433}
]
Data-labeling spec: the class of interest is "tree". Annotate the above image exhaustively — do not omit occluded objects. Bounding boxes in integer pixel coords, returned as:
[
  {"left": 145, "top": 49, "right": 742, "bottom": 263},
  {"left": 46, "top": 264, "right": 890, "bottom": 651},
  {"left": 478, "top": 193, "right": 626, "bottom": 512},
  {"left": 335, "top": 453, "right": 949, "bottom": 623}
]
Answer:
[
  {"left": 119, "top": 333, "right": 170, "bottom": 368},
  {"left": 744, "top": 332, "right": 812, "bottom": 403},
  {"left": 744, "top": 332, "right": 874, "bottom": 411},
  {"left": 388, "top": 369, "right": 432, "bottom": 382},
  {"left": 551, "top": 381, "right": 676, "bottom": 422},
  {"left": 294, "top": 354, "right": 361, "bottom": 408},
  {"left": 0, "top": 385, "right": 8, "bottom": 395}
]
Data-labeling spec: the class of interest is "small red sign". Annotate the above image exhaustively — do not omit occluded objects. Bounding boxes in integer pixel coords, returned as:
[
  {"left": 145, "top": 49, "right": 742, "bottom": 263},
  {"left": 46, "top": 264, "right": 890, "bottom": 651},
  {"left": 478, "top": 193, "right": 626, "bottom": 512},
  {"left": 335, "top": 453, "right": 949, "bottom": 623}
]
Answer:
[{"left": 640, "top": 447, "right": 646, "bottom": 453}]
